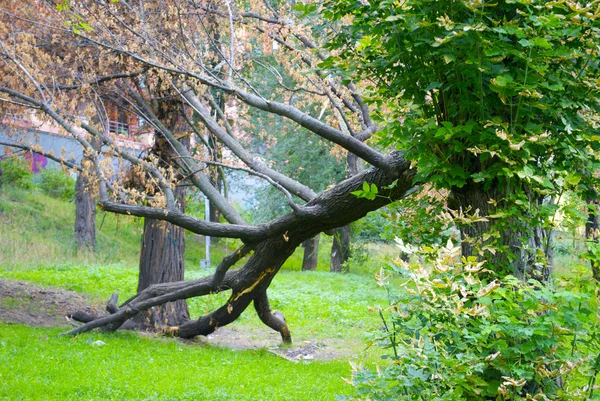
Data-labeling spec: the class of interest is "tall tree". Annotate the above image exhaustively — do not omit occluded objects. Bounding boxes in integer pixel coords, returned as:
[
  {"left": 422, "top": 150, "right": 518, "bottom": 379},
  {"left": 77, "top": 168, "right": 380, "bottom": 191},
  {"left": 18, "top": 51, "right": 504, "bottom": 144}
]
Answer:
[
  {"left": 127, "top": 86, "right": 192, "bottom": 329},
  {"left": 323, "top": 0, "right": 600, "bottom": 279}
]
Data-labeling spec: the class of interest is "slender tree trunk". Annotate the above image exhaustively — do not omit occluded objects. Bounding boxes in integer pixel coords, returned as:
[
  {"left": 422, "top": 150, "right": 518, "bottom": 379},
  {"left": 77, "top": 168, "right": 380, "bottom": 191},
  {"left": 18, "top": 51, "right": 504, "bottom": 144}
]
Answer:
[
  {"left": 134, "top": 186, "right": 190, "bottom": 329},
  {"left": 74, "top": 173, "right": 96, "bottom": 251},
  {"left": 449, "top": 181, "right": 552, "bottom": 280},
  {"left": 585, "top": 196, "right": 600, "bottom": 281},
  {"left": 301, "top": 235, "right": 319, "bottom": 271},
  {"left": 330, "top": 225, "right": 351, "bottom": 272},
  {"left": 209, "top": 201, "right": 221, "bottom": 223},
  {"left": 328, "top": 153, "right": 359, "bottom": 273}
]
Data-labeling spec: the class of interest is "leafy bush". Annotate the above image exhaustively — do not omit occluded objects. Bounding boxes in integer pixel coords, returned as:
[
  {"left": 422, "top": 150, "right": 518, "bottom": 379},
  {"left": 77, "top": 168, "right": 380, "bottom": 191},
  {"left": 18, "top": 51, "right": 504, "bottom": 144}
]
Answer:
[
  {"left": 0, "top": 155, "right": 34, "bottom": 189},
  {"left": 344, "top": 240, "right": 599, "bottom": 401},
  {"left": 37, "top": 168, "right": 75, "bottom": 200}
]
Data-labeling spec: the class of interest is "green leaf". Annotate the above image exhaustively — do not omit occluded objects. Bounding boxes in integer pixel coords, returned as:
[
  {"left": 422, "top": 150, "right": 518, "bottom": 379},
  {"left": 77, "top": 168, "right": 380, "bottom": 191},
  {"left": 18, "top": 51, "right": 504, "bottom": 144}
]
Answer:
[
  {"left": 565, "top": 173, "right": 581, "bottom": 186},
  {"left": 356, "top": 36, "right": 373, "bottom": 51},
  {"left": 492, "top": 75, "right": 514, "bottom": 87},
  {"left": 518, "top": 39, "right": 533, "bottom": 47},
  {"left": 426, "top": 81, "right": 442, "bottom": 91},
  {"left": 385, "top": 15, "right": 403, "bottom": 22},
  {"left": 533, "top": 37, "right": 552, "bottom": 49},
  {"left": 516, "top": 165, "right": 534, "bottom": 179}
]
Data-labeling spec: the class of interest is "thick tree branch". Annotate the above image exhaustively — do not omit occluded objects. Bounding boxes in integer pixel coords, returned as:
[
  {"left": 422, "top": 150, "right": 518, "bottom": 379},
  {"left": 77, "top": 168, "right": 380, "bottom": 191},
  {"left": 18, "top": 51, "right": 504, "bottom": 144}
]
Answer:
[
  {"left": 99, "top": 202, "right": 261, "bottom": 241},
  {"left": 64, "top": 152, "right": 416, "bottom": 338}
]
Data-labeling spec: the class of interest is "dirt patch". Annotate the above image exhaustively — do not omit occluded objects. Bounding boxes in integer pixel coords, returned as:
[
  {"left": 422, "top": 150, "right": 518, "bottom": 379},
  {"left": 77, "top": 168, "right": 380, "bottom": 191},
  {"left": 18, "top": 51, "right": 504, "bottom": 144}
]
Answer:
[
  {"left": 0, "top": 279, "right": 359, "bottom": 360},
  {"left": 0, "top": 279, "right": 102, "bottom": 327},
  {"left": 194, "top": 325, "right": 361, "bottom": 360}
]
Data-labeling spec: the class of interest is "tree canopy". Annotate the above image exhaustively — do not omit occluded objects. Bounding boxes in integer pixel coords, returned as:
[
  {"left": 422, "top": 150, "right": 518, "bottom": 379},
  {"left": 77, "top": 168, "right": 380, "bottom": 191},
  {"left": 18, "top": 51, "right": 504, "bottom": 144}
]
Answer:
[{"left": 323, "top": 0, "right": 600, "bottom": 276}]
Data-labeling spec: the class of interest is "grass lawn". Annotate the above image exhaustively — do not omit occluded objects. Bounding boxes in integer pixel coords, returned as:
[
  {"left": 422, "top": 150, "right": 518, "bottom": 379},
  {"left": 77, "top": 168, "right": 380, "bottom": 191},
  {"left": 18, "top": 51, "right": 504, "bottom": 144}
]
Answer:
[{"left": 0, "top": 325, "right": 353, "bottom": 401}]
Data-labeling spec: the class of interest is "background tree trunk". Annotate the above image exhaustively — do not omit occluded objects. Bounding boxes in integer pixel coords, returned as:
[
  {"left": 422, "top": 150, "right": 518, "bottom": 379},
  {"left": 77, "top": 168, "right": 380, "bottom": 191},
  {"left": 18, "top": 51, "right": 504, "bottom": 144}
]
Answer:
[
  {"left": 330, "top": 225, "right": 351, "bottom": 272},
  {"left": 449, "top": 181, "right": 552, "bottom": 280},
  {"left": 74, "top": 173, "right": 96, "bottom": 251},
  {"left": 328, "top": 153, "right": 360, "bottom": 273},
  {"left": 585, "top": 196, "right": 600, "bottom": 281},
  {"left": 209, "top": 201, "right": 221, "bottom": 223},
  {"left": 134, "top": 186, "right": 190, "bottom": 329},
  {"left": 301, "top": 235, "right": 319, "bottom": 271}
]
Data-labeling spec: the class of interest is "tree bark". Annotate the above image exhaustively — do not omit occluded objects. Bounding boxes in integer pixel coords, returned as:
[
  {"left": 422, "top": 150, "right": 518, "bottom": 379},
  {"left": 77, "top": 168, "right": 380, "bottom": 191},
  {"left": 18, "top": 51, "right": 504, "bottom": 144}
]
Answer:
[
  {"left": 74, "top": 173, "right": 96, "bottom": 251},
  {"left": 585, "top": 196, "right": 600, "bottom": 281},
  {"left": 133, "top": 186, "right": 190, "bottom": 329},
  {"left": 330, "top": 225, "right": 351, "bottom": 273},
  {"left": 301, "top": 235, "right": 319, "bottom": 271},
  {"left": 449, "top": 181, "right": 552, "bottom": 281}
]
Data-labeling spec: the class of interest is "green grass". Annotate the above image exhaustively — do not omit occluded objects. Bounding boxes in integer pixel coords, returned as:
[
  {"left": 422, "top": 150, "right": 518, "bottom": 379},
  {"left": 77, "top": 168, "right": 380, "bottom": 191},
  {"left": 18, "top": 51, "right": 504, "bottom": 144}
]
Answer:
[
  {"left": 0, "top": 184, "right": 142, "bottom": 268},
  {"left": 0, "top": 183, "right": 391, "bottom": 400},
  {"left": 0, "top": 324, "right": 354, "bottom": 401},
  {"left": 0, "top": 263, "right": 389, "bottom": 345}
]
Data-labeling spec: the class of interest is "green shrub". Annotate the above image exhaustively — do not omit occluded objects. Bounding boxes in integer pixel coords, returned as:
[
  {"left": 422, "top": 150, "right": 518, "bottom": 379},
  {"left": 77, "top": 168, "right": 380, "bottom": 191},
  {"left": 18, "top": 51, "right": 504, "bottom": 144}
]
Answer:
[
  {"left": 37, "top": 168, "right": 75, "bottom": 200},
  {"left": 0, "top": 155, "right": 34, "bottom": 189},
  {"left": 344, "top": 240, "right": 599, "bottom": 401}
]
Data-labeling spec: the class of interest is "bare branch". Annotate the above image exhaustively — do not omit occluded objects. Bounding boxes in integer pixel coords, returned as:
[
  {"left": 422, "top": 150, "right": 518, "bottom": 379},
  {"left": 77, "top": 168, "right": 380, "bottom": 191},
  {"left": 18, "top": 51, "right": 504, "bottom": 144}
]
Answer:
[
  {"left": 203, "top": 160, "right": 305, "bottom": 214},
  {"left": 0, "top": 138, "right": 78, "bottom": 169},
  {"left": 179, "top": 86, "right": 317, "bottom": 201}
]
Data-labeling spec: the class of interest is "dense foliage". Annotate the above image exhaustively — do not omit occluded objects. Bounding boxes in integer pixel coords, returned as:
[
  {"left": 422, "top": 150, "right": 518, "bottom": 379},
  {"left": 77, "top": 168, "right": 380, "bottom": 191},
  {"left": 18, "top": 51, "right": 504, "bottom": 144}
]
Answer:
[
  {"left": 324, "top": 0, "right": 600, "bottom": 189},
  {"left": 323, "top": 0, "right": 600, "bottom": 274},
  {"left": 345, "top": 240, "right": 599, "bottom": 400},
  {"left": 0, "top": 155, "right": 34, "bottom": 189}
]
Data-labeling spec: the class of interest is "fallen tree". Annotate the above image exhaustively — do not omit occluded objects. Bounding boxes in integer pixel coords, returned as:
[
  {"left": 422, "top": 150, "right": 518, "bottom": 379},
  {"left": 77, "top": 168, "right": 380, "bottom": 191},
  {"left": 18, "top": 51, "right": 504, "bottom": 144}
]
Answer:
[{"left": 65, "top": 153, "right": 414, "bottom": 341}]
